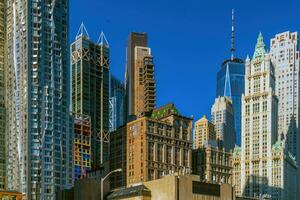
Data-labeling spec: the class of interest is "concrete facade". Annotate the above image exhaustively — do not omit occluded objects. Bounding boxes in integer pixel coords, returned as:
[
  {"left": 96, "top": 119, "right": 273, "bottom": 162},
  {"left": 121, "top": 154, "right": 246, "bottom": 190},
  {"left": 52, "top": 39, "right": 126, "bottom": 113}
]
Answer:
[{"left": 108, "top": 174, "right": 236, "bottom": 200}]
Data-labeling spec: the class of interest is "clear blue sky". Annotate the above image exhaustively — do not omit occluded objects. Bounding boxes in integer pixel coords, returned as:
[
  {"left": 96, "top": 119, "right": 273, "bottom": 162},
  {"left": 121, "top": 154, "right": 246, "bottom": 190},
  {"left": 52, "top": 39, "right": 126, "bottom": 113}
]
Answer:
[{"left": 70, "top": 0, "right": 300, "bottom": 121}]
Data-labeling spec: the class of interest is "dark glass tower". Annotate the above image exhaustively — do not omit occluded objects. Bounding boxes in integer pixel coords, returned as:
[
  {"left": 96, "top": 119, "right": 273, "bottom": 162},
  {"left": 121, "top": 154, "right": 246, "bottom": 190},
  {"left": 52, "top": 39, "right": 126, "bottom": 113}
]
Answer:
[{"left": 216, "top": 59, "right": 245, "bottom": 145}]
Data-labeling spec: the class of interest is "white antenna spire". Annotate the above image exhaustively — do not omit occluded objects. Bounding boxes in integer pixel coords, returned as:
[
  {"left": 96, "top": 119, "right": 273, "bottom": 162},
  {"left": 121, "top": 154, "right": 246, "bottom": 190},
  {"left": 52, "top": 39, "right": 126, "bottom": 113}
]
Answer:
[
  {"left": 97, "top": 31, "right": 109, "bottom": 47},
  {"left": 231, "top": 9, "right": 235, "bottom": 61},
  {"left": 76, "top": 22, "right": 90, "bottom": 40}
]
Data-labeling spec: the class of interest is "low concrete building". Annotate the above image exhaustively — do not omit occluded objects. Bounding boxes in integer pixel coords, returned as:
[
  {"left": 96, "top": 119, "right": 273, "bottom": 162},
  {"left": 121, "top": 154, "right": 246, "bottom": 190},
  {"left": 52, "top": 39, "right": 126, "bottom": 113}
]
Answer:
[{"left": 107, "top": 174, "right": 236, "bottom": 200}]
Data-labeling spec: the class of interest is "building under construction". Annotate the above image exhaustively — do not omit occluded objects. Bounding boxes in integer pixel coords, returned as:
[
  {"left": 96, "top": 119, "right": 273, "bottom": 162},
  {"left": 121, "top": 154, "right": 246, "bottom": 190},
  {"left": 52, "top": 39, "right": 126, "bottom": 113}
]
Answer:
[
  {"left": 73, "top": 114, "right": 92, "bottom": 179},
  {"left": 71, "top": 23, "right": 110, "bottom": 170}
]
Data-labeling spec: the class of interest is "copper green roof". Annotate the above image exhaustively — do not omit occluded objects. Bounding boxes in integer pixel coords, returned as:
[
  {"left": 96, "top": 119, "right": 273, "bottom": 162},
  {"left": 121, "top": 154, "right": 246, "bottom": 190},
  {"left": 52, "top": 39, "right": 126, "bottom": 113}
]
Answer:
[
  {"left": 151, "top": 103, "right": 179, "bottom": 119},
  {"left": 252, "top": 32, "right": 266, "bottom": 61}
]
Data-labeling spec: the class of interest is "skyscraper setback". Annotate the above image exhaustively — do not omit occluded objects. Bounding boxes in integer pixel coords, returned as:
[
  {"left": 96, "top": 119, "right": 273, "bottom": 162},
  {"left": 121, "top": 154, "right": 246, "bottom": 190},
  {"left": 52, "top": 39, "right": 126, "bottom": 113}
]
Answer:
[
  {"left": 269, "top": 32, "right": 300, "bottom": 195},
  {"left": 6, "top": 0, "right": 73, "bottom": 199},
  {"left": 126, "top": 32, "right": 156, "bottom": 118},
  {"left": 71, "top": 24, "right": 110, "bottom": 169}
]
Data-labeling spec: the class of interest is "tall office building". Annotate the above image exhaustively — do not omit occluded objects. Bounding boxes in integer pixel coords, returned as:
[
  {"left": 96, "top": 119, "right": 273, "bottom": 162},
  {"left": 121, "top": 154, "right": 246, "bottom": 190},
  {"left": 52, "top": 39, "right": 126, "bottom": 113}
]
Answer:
[
  {"left": 193, "top": 115, "right": 216, "bottom": 149},
  {"left": 0, "top": 0, "right": 5, "bottom": 190},
  {"left": 233, "top": 33, "right": 297, "bottom": 199},
  {"left": 71, "top": 24, "right": 110, "bottom": 169},
  {"left": 211, "top": 96, "right": 235, "bottom": 151},
  {"left": 216, "top": 10, "right": 245, "bottom": 145},
  {"left": 269, "top": 31, "right": 300, "bottom": 195},
  {"left": 6, "top": 0, "right": 73, "bottom": 199},
  {"left": 126, "top": 32, "right": 156, "bottom": 118},
  {"left": 127, "top": 103, "right": 193, "bottom": 185},
  {"left": 109, "top": 75, "right": 126, "bottom": 132}
]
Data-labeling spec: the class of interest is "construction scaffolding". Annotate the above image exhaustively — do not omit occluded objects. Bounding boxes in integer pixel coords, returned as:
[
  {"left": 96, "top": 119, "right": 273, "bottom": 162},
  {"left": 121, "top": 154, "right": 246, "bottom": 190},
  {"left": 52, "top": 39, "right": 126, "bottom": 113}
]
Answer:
[{"left": 73, "top": 114, "right": 92, "bottom": 179}]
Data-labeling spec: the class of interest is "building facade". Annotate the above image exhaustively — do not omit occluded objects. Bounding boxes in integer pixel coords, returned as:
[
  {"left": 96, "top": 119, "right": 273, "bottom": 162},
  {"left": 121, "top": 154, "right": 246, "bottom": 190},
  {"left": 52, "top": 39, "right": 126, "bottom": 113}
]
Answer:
[
  {"left": 233, "top": 33, "right": 297, "bottom": 199},
  {"left": 0, "top": 0, "right": 5, "bottom": 190},
  {"left": 109, "top": 126, "right": 127, "bottom": 189},
  {"left": 71, "top": 25, "right": 110, "bottom": 169},
  {"left": 126, "top": 104, "right": 193, "bottom": 185},
  {"left": 73, "top": 114, "right": 91, "bottom": 180},
  {"left": 269, "top": 31, "right": 300, "bottom": 195},
  {"left": 193, "top": 115, "right": 216, "bottom": 149},
  {"left": 126, "top": 32, "right": 156, "bottom": 118},
  {"left": 211, "top": 96, "right": 235, "bottom": 151},
  {"left": 192, "top": 145, "right": 232, "bottom": 184},
  {"left": 6, "top": 0, "right": 73, "bottom": 199},
  {"left": 109, "top": 75, "right": 126, "bottom": 132},
  {"left": 216, "top": 59, "right": 245, "bottom": 146},
  {"left": 108, "top": 174, "right": 236, "bottom": 200}
]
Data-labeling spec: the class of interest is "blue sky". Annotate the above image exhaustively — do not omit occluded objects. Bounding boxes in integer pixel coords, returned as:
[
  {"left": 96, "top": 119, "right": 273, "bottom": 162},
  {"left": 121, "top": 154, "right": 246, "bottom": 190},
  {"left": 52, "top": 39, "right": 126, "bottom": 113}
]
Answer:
[{"left": 70, "top": 0, "right": 300, "bottom": 121}]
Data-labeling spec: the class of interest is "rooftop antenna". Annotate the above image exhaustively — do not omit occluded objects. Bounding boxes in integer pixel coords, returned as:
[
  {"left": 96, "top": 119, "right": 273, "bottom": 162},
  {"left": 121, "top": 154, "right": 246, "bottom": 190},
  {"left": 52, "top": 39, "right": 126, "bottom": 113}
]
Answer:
[{"left": 230, "top": 9, "right": 235, "bottom": 61}]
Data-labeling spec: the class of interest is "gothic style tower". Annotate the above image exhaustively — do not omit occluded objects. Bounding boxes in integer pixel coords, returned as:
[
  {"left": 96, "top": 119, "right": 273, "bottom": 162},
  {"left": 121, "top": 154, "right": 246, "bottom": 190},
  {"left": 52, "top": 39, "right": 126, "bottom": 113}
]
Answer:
[{"left": 233, "top": 33, "right": 297, "bottom": 199}]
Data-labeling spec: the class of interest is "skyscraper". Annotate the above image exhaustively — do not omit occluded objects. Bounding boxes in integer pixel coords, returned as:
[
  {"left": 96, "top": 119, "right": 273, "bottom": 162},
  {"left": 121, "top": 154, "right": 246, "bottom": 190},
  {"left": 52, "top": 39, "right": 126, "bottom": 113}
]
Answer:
[
  {"left": 109, "top": 75, "right": 126, "bottom": 132},
  {"left": 126, "top": 32, "right": 156, "bottom": 118},
  {"left": 233, "top": 33, "right": 297, "bottom": 199},
  {"left": 6, "top": 0, "right": 73, "bottom": 199},
  {"left": 71, "top": 24, "right": 110, "bottom": 170},
  {"left": 269, "top": 31, "right": 300, "bottom": 196},
  {"left": 216, "top": 10, "right": 245, "bottom": 145},
  {"left": 193, "top": 115, "right": 216, "bottom": 149},
  {"left": 211, "top": 96, "right": 235, "bottom": 151},
  {"left": 0, "top": 0, "right": 5, "bottom": 190}
]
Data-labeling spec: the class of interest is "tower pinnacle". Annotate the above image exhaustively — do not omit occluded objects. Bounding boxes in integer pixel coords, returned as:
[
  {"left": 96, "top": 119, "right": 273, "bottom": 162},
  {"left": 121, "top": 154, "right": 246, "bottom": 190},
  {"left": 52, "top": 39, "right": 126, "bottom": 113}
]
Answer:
[{"left": 230, "top": 9, "right": 235, "bottom": 61}]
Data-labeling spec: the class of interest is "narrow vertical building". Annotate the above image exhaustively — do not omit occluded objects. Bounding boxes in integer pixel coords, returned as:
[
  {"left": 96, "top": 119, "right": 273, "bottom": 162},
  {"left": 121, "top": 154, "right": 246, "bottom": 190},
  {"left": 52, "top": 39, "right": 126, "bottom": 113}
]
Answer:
[
  {"left": 126, "top": 32, "right": 156, "bottom": 118},
  {"left": 270, "top": 31, "right": 300, "bottom": 196},
  {"left": 71, "top": 24, "right": 110, "bottom": 170},
  {"left": 109, "top": 75, "right": 126, "bottom": 132},
  {"left": 6, "top": 0, "right": 73, "bottom": 199},
  {"left": 193, "top": 115, "right": 216, "bottom": 149},
  {"left": 234, "top": 33, "right": 297, "bottom": 199},
  {"left": 211, "top": 96, "right": 236, "bottom": 151},
  {"left": 0, "top": 0, "right": 5, "bottom": 190}
]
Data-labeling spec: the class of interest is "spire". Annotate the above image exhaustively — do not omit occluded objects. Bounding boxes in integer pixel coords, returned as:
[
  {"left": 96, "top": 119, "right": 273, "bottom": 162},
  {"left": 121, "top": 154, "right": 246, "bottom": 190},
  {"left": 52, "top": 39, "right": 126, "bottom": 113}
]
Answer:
[
  {"left": 253, "top": 32, "right": 266, "bottom": 60},
  {"left": 97, "top": 31, "right": 109, "bottom": 47},
  {"left": 76, "top": 22, "right": 90, "bottom": 40},
  {"left": 230, "top": 9, "right": 235, "bottom": 61}
]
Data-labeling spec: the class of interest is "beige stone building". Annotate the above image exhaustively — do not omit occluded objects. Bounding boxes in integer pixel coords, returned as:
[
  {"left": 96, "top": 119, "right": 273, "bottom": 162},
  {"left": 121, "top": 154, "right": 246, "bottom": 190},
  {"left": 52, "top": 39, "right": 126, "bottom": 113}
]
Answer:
[
  {"left": 192, "top": 145, "right": 232, "bottom": 185},
  {"left": 193, "top": 115, "right": 216, "bottom": 149},
  {"left": 126, "top": 103, "right": 193, "bottom": 185}
]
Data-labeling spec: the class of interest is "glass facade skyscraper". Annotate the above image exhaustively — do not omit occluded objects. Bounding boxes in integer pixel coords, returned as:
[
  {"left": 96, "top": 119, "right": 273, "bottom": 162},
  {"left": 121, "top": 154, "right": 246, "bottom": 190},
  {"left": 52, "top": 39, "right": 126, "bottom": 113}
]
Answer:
[
  {"left": 109, "top": 75, "right": 126, "bottom": 132},
  {"left": 6, "top": 0, "right": 73, "bottom": 199},
  {"left": 216, "top": 58, "right": 245, "bottom": 145}
]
